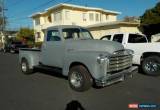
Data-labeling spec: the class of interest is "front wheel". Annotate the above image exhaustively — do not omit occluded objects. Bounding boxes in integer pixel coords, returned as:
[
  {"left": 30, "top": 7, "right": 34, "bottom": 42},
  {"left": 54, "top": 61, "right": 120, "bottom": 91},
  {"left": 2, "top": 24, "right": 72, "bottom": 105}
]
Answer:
[
  {"left": 68, "top": 65, "right": 93, "bottom": 92},
  {"left": 21, "top": 59, "right": 33, "bottom": 75},
  {"left": 142, "top": 56, "right": 160, "bottom": 76}
]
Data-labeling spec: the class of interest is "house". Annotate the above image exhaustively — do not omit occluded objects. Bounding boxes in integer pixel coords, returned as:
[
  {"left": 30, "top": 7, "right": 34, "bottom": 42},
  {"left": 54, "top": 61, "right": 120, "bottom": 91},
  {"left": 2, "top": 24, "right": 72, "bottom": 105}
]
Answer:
[
  {"left": 31, "top": 3, "right": 141, "bottom": 42},
  {"left": 31, "top": 3, "right": 121, "bottom": 42},
  {"left": 87, "top": 21, "right": 140, "bottom": 39}
]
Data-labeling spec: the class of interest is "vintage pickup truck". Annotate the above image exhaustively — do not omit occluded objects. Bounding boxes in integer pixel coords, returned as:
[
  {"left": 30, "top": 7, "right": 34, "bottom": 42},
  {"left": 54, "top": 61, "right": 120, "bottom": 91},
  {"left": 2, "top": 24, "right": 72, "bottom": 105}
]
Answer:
[{"left": 19, "top": 25, "right": 137, "bottom": 92}]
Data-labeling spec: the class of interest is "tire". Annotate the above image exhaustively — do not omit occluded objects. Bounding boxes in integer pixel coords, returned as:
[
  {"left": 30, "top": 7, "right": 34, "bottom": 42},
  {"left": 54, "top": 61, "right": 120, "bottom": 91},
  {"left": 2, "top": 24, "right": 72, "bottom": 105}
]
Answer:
[
  {"left": 21, "top": 59, "right": 33, "bottom": 75},
  {"left": 68, "top": 65, "right": 93, "bottom": 92},
  {"left": 142, "top": 56, "right": 160, "bottom": 76},
  {"left": 3, "top": 49, "right": 6, "bottom": 53},
  {"left": 10, "top": 49, "right": 15, "bottom": 53}
]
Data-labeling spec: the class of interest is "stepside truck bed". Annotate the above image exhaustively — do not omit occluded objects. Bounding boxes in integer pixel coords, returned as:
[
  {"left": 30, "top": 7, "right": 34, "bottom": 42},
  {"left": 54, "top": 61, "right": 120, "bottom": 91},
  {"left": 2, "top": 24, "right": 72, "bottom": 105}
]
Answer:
[{"left": 19, "top": 48, "right": 41, "bottom": 69}]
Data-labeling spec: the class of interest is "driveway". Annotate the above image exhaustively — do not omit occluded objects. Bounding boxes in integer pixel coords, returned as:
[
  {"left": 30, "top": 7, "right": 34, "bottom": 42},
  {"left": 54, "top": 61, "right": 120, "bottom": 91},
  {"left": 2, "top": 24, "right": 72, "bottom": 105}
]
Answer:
[{"left": 0, "top": 53, "right": 159, "bottom": 110}]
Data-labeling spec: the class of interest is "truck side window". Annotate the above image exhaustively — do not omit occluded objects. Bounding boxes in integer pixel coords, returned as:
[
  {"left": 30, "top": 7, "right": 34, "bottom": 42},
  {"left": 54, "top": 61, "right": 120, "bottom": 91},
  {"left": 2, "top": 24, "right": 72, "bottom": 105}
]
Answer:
[
  {"left": 128, "top": 34, "right": 147, "bottom": 43},
  {"left": 101, "top": 35, "right": 111, "bottom": 40},
  {"left": 47, "top": 30, "right": 61, "bottom": 41},
  {"left": 113, "top": 34, "right": 123, "bottom": 43}
]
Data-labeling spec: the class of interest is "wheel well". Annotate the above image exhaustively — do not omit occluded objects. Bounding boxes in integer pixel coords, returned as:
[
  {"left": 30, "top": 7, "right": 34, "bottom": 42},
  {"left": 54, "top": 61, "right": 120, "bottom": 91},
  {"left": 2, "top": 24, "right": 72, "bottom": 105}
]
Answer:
[
  {"left": 142, "top": 52, "right": 160, "bottom": 59},
  {"left": 141, "top": 52, "right": 160, "bottom": 63},
  {"left": 21, "top": 57, "right": 27, "bottom": 62},
  {"left": 69, "top": 62, "right": 92, "bottom": 76},
  {"left": 70, "top": 62, "right": 88, "bottom": 70}
]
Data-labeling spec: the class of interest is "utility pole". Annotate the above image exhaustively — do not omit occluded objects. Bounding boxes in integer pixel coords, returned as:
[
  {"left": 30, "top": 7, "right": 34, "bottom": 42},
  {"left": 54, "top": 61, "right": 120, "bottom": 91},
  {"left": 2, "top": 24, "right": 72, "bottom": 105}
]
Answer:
[
  {"left": 0, "top": 0, "right": 7, "bottom": 50},
  {"left": 1, "top": 0, "right": 6, "bottom": 33}
]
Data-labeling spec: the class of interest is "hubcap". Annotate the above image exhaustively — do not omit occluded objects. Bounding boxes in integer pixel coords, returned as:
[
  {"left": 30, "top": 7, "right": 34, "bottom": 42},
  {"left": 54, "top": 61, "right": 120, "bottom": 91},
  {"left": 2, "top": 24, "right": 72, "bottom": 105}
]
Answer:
[
  {"left": 21, "top": 62, "right": 27, "bottom": 72},
  {"left": 70, "top": 72, "right": 83, "bottom": 88},
  {"left": 145, "top": 60, "right": 160, "bottom": 72}
]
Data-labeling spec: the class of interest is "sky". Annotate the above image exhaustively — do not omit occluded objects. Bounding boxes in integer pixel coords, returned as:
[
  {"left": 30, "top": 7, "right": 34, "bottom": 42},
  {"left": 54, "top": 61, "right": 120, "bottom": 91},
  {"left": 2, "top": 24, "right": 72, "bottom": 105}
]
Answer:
[{"left": 4, "top": 0, "right": 159, "bottom": 30}]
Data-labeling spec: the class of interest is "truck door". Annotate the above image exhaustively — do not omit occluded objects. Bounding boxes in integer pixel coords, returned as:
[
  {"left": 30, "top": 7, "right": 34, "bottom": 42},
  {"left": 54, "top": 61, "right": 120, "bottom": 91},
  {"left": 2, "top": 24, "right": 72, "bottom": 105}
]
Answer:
[
  {"left": 123, "top": 34, "right": 148, "bottom": 64},
  {"left": 41, "top": 29, "right": 64, "bottom": 67}
]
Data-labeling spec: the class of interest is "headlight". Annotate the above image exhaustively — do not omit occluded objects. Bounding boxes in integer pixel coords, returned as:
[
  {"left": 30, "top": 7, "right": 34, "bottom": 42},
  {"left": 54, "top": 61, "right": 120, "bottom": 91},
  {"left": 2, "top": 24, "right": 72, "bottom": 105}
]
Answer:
[
  {"left": 126, "top": 49, "right": 134, "bottom": 55},
  {"left": 97, "top": 54, "right": 109, "bottom": 64}
]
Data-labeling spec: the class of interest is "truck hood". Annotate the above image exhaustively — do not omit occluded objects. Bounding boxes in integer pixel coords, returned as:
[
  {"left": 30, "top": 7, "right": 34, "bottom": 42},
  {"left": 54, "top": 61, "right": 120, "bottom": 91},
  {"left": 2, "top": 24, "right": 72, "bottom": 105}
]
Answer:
[
  {"left": 65, "top": 39, "right": 124, "bottom": 54},
  {"left": 126, "top": 42, "right": 160, "bottom": 53}
]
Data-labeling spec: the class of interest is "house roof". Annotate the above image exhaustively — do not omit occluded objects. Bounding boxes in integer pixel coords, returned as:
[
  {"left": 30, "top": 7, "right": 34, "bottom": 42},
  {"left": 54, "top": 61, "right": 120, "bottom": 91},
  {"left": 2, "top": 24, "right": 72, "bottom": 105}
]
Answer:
[
  {"left": 87, "top": 21, "right": 140, "bottom": 28},
  {"left": 30, "top": 3, "right": 121, "bottom": 18}
]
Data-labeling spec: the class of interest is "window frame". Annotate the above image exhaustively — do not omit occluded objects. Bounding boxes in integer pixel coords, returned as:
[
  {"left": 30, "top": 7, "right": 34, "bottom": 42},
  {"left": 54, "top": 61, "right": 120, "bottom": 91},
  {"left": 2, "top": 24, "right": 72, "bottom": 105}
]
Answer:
[
  {"left": 89, "top": 13, "right": 94, "bottom": 21},
  {"left": 35, "top": 18, "right": 40, "bottom": 26},
  {"left": 82, "top": 13, "right": 87, "bottom": 21},
  {"left": 65, "top": 10, "right": 70, "bottom": 20},
  {"left": 96, "top": 13, "right": 99, "bottom": 21}
]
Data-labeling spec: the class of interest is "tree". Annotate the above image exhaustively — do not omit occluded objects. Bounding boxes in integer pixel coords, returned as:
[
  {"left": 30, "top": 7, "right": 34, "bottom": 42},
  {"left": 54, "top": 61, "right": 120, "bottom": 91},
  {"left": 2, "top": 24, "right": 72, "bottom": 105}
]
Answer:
[
  {"left": 16, "top": 27, "right": 35, "bottom": 47},
  {"left": 141, "top": 2, "right": 160, "bottom": 25},
  {"left": 140, "top": 2, "right": 160, "bottom": 37}
]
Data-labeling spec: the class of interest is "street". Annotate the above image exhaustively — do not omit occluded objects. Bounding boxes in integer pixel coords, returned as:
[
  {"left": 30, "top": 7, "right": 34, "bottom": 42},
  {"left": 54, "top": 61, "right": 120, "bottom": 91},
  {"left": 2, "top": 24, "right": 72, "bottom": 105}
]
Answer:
[{"left": 0, "top": 53, "right": 160, "bottom": 110}]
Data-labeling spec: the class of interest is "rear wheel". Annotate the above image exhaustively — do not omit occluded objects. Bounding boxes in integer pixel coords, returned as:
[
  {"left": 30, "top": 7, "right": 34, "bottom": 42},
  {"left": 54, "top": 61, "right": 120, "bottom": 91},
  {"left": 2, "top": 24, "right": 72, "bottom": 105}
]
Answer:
[
  {"left": 10, "top": 49, "right": 15, "bottom": 53},
  {"left": 142, "top": 56, "right": 160, "bottom": 76},
  {"left": 68, "top": 65, "right": 93, "bottom": 92},
  {"left": 3, "top": 49, "right": 6, "bottom": 53},
  {"left": 21, "top": 59, "right": 33, "bottom": 74}
]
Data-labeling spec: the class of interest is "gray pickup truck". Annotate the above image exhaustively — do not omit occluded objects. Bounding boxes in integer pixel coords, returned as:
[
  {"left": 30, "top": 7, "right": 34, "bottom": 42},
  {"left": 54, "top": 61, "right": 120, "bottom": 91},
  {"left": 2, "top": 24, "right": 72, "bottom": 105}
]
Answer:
[{"left": 19, "top": 25, "right": 137, "bottom": 92}]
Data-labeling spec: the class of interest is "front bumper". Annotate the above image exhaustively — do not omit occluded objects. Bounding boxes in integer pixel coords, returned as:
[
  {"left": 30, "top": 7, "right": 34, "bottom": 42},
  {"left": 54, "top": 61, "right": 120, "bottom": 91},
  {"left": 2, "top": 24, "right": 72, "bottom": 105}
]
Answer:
[{"left": 95, "top": 66, "right": 138, "bottom": 87}]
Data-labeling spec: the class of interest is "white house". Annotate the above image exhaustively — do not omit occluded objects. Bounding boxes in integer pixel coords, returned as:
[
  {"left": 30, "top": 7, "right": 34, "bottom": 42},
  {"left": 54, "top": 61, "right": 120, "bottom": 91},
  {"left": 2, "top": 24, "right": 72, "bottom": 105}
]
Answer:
[{"left": 31, "top": 3, "right": 141, "bottom": 42}]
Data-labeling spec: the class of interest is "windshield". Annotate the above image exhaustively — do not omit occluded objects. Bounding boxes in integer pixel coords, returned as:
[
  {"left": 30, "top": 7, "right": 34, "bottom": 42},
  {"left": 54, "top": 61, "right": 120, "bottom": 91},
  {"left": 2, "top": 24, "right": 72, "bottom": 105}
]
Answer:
[
  {"left": 128, "top": 34, "right": 147, "bottom": 43},
  {"left": 62, "top": 28, "right": 93, "bottom": 40}
]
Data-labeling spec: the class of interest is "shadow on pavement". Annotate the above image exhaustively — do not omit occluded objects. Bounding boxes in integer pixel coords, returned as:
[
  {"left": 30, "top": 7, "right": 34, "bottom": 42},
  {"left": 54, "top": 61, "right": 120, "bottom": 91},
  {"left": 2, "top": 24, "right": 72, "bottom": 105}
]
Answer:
[
  {"left": 34, "top": 68, "right": 68, "bottom": 80},
  {"left": 65, "top": 100, "right": 85, "bottom": 110}
]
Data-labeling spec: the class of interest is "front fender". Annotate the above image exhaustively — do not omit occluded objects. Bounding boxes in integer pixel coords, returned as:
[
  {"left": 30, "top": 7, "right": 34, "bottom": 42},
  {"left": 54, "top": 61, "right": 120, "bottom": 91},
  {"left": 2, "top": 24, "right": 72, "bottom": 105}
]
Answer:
[{"left": 62, "top": 51, "right": 110, "bottom": 79}]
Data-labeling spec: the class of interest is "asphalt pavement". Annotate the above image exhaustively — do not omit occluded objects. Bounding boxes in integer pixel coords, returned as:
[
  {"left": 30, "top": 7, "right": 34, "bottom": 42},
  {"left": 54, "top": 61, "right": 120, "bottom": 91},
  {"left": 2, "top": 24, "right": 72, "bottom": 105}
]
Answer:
[{"left": 0, "top": 53, "right": 160, "bottom": 110}]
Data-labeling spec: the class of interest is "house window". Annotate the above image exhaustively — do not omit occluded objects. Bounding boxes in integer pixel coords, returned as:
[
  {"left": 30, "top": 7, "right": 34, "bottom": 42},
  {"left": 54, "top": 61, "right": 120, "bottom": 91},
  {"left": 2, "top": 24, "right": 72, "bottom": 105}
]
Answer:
[
  {"left": 36, "top": 32, "right": 41, "bottom": 39},
  {"left": 96, "top": 14, "right": 99, "bottom": 21},
  {"left": 65, "top": 11, "right": 70, "bottom": 20},
  {"left": 82, "top": 13, "right": 87, "bottom": 21},
  {"left": 35, "top": 18, "right": 40, "bottom": 25},
  {"left": 48, "top": 15, "right": 52, "bottom": 23},
  {"left": 89, "top": 13, "right": 94, "bottom": 21},
  {"left": 54, "top": 11, "right": 62, "bottom": 21},
  {"left": 106, "top": 15, "right": 109, "bottom": 20},
  {"left": 100, "top": 14, "right": 102, "bottom": 21}
]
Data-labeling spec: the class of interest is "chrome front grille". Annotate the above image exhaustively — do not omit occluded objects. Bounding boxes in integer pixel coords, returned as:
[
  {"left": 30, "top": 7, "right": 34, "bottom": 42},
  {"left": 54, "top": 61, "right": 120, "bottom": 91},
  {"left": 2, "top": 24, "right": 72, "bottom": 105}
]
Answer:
[{"left": 108, "top": 55, "right": 132, "bottom": 73}]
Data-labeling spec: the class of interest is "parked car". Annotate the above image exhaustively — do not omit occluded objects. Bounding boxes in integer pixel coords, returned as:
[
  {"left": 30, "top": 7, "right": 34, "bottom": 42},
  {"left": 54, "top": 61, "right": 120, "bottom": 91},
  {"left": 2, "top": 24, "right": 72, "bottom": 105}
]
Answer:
[
  {"left": 19, "top": 25, "right": 137, "bottom": 92},
  {"left": 100, "top": 32, "right": 160, "bottom": 76},
  {"left": 3, "top": 41, "right": 28, "bottom": 53}
]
